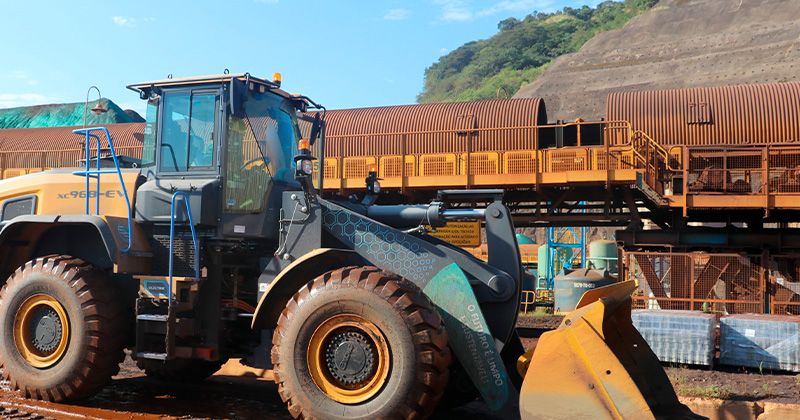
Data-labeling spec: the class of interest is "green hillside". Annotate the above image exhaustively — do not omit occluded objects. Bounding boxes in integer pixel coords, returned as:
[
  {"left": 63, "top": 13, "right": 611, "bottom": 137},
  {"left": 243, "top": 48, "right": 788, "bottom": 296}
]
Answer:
[
  {"left": 417, "top": 0, "right": 658, "bottom": 104},
  {"left": 0, "top": 99, "right": 143, "bottom": 129}
]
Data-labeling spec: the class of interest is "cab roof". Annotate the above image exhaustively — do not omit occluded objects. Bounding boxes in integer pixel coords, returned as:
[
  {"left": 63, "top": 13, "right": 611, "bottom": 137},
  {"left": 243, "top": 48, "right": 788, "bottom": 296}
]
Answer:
[{"left": 126, "top": 73, "right": 303, "bottom": 103}]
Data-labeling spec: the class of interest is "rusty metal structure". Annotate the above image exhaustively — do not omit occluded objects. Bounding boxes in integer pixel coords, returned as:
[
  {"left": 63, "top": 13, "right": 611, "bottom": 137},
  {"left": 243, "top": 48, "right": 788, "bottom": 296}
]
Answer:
[
  {"left": 607, "top": 81, "right": 800, "bottom": 146},
  {"left": 618, "top": 228, "right": 800, "bottom": 317},
  {"left": 625, "top": 250, "right": 800, "bottom": 317},
  {"left": 0, "top": 124, "right": 143, "bottom": 179},
  {"left": 321, "top": 98, "right": 547, "bottom": 156}
]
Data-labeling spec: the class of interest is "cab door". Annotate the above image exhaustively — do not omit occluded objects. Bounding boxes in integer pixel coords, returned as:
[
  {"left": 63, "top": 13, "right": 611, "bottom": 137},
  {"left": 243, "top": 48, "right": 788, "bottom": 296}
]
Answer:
[{"left": 135, "top": 88, "right": 222, "bottom": 226}]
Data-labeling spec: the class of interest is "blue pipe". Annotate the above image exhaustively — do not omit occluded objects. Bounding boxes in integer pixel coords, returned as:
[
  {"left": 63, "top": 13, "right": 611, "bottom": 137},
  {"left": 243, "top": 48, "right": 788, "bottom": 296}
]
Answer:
[{"left": 72, "top": 127, "right": 133, "bottom": 252}]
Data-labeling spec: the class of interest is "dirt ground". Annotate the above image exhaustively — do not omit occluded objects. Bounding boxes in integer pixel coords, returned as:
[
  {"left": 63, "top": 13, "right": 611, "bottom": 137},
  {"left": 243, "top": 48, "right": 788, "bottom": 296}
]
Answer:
[
  {"left": 0, "top": 315, "right": 795, "bottom": 419},
  {"left": 0, "top": 352, "right": 503, "bottom": 420}
]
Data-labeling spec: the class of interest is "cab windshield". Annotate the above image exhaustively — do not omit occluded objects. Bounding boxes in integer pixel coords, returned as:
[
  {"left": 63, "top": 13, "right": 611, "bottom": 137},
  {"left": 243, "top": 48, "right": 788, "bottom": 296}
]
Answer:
[{"left": 224, "top": 90, "right": 300, "bottom": 214}]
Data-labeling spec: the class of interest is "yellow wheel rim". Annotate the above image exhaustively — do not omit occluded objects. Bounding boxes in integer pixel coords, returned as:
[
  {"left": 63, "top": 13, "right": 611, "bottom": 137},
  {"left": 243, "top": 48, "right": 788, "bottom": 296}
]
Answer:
[
  {"left": 307, "top": 314, "right": 390, "bottom": 404},
  {"left": 13, "top": 294, "right": 70, "bottom": 368}
]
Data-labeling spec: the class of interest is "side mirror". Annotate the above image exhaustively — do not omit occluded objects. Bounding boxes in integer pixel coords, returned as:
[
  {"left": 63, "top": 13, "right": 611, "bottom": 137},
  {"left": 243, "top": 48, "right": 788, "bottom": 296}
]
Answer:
[
  {"left": 230, "top": 78, "right": 248, "bottom": 118},
  {"left": 309, "top": 112, "right": 323, "bottom": 146}
]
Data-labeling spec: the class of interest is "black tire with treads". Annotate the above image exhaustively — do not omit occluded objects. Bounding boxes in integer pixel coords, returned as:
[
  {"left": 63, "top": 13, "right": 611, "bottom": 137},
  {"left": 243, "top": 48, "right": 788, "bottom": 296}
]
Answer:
[
  {"left": 0, "top": 255, "right": 128, "bottom": 402},
  {"left": 272, "top": 266, "right": 451, "bottom": 420}
]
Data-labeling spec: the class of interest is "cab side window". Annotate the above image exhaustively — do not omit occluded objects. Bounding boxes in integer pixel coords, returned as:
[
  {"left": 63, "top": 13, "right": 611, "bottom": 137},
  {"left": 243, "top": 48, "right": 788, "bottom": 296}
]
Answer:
[{"left": 159, "top": 91, "right": 218, "bottom": 172}]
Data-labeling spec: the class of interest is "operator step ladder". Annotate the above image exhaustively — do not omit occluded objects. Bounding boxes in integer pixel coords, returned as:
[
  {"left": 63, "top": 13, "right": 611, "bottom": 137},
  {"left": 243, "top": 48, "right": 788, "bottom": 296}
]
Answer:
[
  {"left": 134, "top": 275, "right": 198, "bottom": 360},
  {"left": 134, "top": 192, "right": 200, "bottom": 361}
]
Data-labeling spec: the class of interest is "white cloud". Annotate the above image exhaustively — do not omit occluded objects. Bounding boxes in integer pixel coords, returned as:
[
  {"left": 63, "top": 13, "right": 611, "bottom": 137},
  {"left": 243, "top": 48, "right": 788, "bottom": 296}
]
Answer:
[
  {"left": 112, "top": 16, "right": 135, "bottom": 27},
  {"left": 439, "top": 47, "right": 450, "bottom": 54},
  {"left": 11, "top": 70, "right": 38, "bottom": 86},
  {"left": 435, "top": 0, "right": 473, "bottom": 22},
  {"left": 0, "top": 93, "right": 62, "bottom": 109},
  {"left": 383, "top": 8, "right": 411, "bottom": 20},
  {"left": 112, "top": 16, "right": 154, "bottom": 27}
]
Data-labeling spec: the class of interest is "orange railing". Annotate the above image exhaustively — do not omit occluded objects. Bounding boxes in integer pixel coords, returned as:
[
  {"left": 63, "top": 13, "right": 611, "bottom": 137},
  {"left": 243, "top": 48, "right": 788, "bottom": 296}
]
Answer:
[
  {"left": 677, "top": 144, "right": 800, "bottom": 197},
  {"left": 313, "top": 120, "right": 639, "bottom": 193},
  {"left": 0, "top": 146, "right": 143, "bottom": 180}
]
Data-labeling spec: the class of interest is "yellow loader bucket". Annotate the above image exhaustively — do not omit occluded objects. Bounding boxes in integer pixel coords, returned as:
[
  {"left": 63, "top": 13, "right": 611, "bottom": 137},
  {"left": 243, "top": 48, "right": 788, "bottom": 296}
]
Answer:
[{"left": 517, "top": 281, "right": 705, "bottom": 420}]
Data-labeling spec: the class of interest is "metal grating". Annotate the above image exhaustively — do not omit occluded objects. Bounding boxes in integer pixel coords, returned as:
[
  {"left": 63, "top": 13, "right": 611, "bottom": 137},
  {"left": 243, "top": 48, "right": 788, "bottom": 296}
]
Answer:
[
  {"left": 419, "top": 154, "right": 457, "bottom": 177},
  {"left": 504, "top": 150, "right": 538, "bottom": 174},
  {"left": 594, "top": 149, "right": 636, "bottom": 170},
  {"left": 625, "top": 251, "right": 800, "bottom": 319},
  {"left": 150, "top": 234, "right": 197, "bottom": 277},
  {"left": 771, "top": 257, "right": 800, "bottom": 315},
  {"left": 463, "top": 152, "right": 499, "bottom": 175},
  {"left": 627, "top": 252, "right": 764, "bottom": 317},
  {"left": 546, "top": 149, "right": 588, "bottom": 172},
  {"left": 343, "top": 157, "right": 375, "bottom": 179},
  {"left": 312, "top": 158, "right": 339, "bottom": 180},
  {"left": 683, "top": 146, "right": 800, "bottom": 195},
  {"left": 379, "top": 155, "right": 415, "bottom": 178}
]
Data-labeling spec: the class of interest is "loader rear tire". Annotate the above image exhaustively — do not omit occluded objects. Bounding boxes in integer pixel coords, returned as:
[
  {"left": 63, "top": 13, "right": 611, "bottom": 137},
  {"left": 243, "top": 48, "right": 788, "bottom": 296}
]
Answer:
[
  {"left": 272, "top": 266, "right": 450, "bottom": 420},
  {"left": 139, "top": 358, "right": 227, "bottom": 382},
  {"left": 0, "top": 256, "right": 127, "bottom": 402}
]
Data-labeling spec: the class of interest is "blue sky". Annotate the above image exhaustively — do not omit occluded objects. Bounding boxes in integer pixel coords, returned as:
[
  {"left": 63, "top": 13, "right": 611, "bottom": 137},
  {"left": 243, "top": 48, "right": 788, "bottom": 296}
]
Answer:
[{"left": 0, "top": 0, "right": 601, "bottom": 116}]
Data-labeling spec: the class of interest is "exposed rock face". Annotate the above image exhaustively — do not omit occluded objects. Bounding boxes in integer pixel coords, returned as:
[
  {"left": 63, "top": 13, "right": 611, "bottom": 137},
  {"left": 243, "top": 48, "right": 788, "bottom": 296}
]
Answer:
[{"left": 514, "top": 0, "right": 800, "bottom": 122}]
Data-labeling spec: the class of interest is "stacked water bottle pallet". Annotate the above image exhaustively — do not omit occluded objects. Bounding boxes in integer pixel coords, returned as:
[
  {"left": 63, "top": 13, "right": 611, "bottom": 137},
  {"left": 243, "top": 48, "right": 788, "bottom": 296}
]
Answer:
[
  {"left": 720, "top": 314, "right": 800, "bottom": 373},
  {"left": 632, "top": 309, "right": 716, "bottom": 367}
]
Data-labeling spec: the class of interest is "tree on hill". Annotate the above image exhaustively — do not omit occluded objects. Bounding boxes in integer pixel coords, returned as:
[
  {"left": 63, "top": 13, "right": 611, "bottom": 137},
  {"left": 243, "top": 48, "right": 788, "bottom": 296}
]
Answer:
[{"left": 417, "top": 0, "right": 658, "bottom": 104}]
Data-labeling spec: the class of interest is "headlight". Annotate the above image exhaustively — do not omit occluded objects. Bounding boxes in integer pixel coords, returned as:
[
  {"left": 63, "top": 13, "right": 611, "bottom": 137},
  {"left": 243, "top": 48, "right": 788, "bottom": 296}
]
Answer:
[
  {"left": 372, "top": 181, "right": 381, "bottom": 193},
  {"left": 301, "top": 159, "right": 313, "bottom": 175}
]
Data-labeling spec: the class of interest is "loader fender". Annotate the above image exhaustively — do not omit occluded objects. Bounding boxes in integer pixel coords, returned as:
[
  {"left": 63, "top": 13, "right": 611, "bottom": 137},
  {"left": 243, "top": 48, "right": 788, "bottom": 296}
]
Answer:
[
  {"left": 0, "top": 215, "right": 118, "bottom": 274},
  {"left": 251, "top": 248, "right": 360, "bottom": 330},
  {"left": 518, "top": 280, "right": 704, "bottom": 420}
]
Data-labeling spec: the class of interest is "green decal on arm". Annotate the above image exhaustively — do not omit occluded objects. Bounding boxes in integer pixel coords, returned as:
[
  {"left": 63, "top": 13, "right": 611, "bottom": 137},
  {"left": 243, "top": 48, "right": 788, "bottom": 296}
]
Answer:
[{"left": 424, "top": 263, "right": 511, "bottom": 411}]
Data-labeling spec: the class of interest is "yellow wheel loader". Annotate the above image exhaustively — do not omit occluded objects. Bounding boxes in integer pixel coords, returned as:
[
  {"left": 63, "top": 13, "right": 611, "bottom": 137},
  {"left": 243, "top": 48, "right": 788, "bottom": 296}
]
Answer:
[{"left": 0, "top": 73, "right": 702, "bottom": 419}]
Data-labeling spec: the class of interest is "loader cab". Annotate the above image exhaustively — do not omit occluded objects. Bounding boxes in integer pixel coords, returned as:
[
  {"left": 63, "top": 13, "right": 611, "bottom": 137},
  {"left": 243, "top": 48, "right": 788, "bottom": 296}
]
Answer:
[{"left": 128, "top": 74, "right": 307, "bottom": 240}]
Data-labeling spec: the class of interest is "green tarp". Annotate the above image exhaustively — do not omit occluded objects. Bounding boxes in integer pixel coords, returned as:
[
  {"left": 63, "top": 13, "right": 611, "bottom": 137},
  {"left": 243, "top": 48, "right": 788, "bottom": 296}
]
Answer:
[{"left": 0, "top": 99, "right": 143, "bottom": 129}]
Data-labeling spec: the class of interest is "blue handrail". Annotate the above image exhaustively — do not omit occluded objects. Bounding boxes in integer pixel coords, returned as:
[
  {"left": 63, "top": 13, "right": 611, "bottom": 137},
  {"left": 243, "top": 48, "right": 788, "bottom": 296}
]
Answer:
[
  {"left": 168, "top": 191, "right": 200, "bottom": 306},
  {"left": 71, "top": 127, "right": 133, "bottom": 252}
]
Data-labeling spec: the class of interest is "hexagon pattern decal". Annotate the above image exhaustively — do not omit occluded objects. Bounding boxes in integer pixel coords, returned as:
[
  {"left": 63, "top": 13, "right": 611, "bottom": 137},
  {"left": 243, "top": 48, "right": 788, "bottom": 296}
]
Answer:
[{"left": 321, "top": 205, "right": 436, "bottom": 284}]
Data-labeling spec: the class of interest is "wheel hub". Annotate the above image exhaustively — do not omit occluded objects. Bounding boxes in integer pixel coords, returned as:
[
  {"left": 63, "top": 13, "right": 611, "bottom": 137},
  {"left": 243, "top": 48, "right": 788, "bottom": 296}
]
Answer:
[
  {"left": 29, "top": 307, "right": 63, "bottom": 353},
  {"left": 13, "top": 294, "right": 70, "bottom": 368},
  {"left": 307, "top": 314, "right": 391, "bottom": 404},
  {"left": 325, "top": 331, "right": 375, "bottom": 385}
]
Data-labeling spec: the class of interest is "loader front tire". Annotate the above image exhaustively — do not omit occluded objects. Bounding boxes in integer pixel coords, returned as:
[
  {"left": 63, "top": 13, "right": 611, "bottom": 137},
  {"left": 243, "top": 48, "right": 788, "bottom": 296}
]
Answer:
[
  {"left": 0, "top": 256, "right": 127, "bottom": 402},
  {"left": 272, "top": 266, "right": 450, "bottom": 420}
]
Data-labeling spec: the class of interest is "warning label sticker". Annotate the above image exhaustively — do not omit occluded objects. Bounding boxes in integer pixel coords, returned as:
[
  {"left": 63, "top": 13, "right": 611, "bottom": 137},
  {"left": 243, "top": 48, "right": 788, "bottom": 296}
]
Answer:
[{"left": 428, "top": 221, "right": 481, "bottom": 247}]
